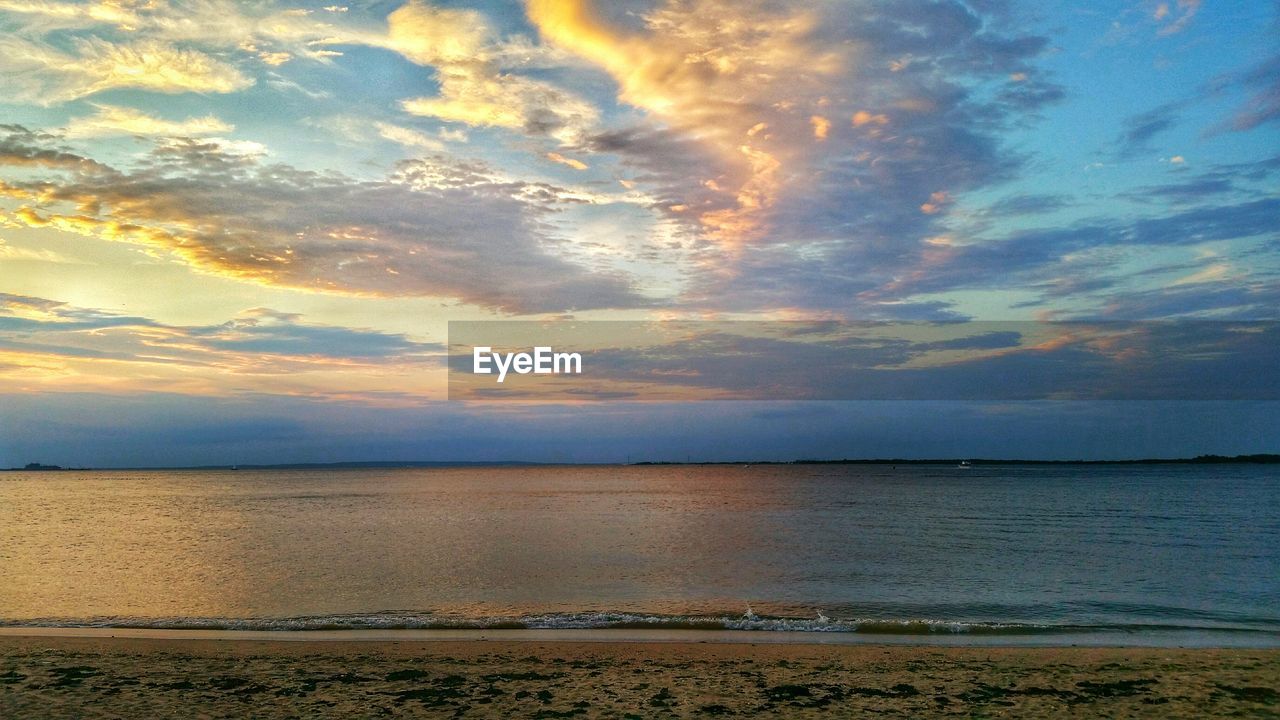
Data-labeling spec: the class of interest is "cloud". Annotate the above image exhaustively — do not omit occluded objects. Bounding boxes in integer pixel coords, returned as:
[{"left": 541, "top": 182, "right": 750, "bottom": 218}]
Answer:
[
  {"left": 0, "top": 0, "right": 355, "bottom": 61},
  {"left": 375, "top": 121, "right": 445, "bottom": 151},
  {"left": 0, "top": 0, "right": 1265, "bottom": 328},
  {"left": 0, "top": 128, "right": 642, "bottom": 314},
  {"left": 527, "top": 0, "right": 1063, "bottom": 318},
  {"left": 529, "top": 0, "right": 843, "bottom": 246},
  {"left": 1116, "top": 100, "right": 1184, "bottom": 158},
  {"left": 449, "top": 320, "right": 1280, "bottom": 402},
  {"left": 0, "top": 124, "right": 114, "bottom": 173},
  {"left": 1154, "top": 0, "right": 1201, "bottom": 36},
  {"left": 0, "top": 0, "right": 144, "bottom": 32},
  {"left": 982, "top": 194, "right": 1074, "bottom": 217},
  {"left": 810, "top": 115, "right": 831, "bottom": 140},
  {"left": 0, "top": 37, "right": 253, "bottom": 104},
  {"left": 389, "top": 1, "right": 598, "bottom": 145},
  {"left": 1080, "top": 278, "right": 1280, "bottom": 320},
  {"left": 0, "top": 293, "right": 444, "bottom": 399},
  {"left": 190, "top": 307, "right": 436, "bottom": 360},
  {"left": 920, "top": 191, "right": 952, "bottom": 215},
  {"left": 546, "top": 152, "right": 588, "bottom": 170},
  {"left": 64, "top": 104, "right": 234, "bottom": 138},
  {"left": 0, "top": 238, "right": 80, "bottom": 264},
  {"left": 399, "top": 70, "right": 599, "bottom": 144},
  {"left": 1212, "top": 53, "right": 1280, "bottom": 134},
  {"left": 857, "top": 196, "right": 1280, "bottom": 317},
  {"left": 1122, "top": 176, "right": 1236, "bottom": 205}
]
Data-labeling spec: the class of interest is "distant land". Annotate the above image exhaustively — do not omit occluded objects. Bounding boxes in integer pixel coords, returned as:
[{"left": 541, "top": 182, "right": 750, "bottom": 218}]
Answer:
[
  {"left": 2, "top": 461, "right": 535, "bottom": 471},
  {"left": 636, "top": 454, "right": 1280, "bottom": 466},
  {"left": 4, "top": 454, "right": 1279, "bottom": 471}
]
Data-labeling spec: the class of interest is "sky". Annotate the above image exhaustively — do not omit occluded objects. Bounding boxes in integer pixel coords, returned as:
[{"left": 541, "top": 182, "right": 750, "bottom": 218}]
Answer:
[{"left": 0, "top": 0, "right": 1277, "bottom": 465}]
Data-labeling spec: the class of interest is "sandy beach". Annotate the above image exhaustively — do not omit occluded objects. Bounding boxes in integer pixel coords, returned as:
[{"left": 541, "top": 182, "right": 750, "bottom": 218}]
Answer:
[{"left": 1, "top": 635, "right": 1277, "bottom": 718}]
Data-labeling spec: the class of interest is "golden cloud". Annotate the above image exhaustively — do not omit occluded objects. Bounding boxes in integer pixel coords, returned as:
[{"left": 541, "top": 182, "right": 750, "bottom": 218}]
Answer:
[
  {"left": 528, "top": 0, "right": 844, "bottom": 248},
  {"left": 391, "top": 0, "right": 598, "bottom": 145},
  {"left": 810, "top": 115, "right": 831, "bottom": 140},
  {"left": 0, "top": 36, "right": 253, "bottom": 103},
  {"left": 64, "top": 104, "right": 234, "bottom": 138}
]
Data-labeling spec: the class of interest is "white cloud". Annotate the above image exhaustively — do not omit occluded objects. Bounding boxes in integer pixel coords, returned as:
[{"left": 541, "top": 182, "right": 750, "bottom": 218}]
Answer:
[{"left": 375, "top": 122, "right": 445, "bottom": 151}]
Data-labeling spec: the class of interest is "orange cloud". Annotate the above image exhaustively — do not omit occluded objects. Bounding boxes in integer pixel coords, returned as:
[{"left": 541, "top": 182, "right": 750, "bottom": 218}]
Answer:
[
  {"left": 810, "top": 115, "right": 831, "bottom": 140},
  {"left": 546, "top": 152, "right": 588, "bottom": 170},
  {"left": 852, "top": 111, "right": 889, "bottom": 127},
  {"left": 527, "top": 0, "right": 843, "bottom": 249},
  {"left": 919, "top": 191, "right": 951, "bottom": 215}
]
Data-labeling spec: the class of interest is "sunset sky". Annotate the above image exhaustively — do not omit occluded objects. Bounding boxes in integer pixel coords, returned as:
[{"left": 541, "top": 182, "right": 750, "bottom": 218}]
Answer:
[{"left": 1, "top": 0, "right": 1277, "bottom": 465}]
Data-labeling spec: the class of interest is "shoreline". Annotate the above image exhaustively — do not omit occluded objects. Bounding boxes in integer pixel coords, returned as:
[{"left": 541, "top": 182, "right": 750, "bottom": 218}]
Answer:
[
  {"left": 3, "top": 626, "right": 1278, "bottom": 649},
  {"left": 2, "top": 635, "right": 1276, "bottom": 717}
]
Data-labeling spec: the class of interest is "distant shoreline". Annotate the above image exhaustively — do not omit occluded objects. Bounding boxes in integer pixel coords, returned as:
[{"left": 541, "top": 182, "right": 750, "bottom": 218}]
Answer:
[{"left": 4, "top": 454, "right": 1278, "bottom": 471}]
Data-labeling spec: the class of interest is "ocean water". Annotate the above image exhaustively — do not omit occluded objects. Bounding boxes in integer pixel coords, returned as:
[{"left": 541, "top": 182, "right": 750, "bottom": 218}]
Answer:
[{"left": 1, "top": 464, "right": 1277, "bottom": 644}]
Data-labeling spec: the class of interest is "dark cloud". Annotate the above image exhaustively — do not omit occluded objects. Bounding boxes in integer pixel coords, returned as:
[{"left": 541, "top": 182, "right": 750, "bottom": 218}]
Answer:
[
  {"left": 0, "top": 293, "right": 157, "bottom": 333},
  {"left": 1124, "top": 177, "right": 1237, "bottom": 204},
  {"left": 1085, "top": 280, "right": 1280, "bottom": 321},
  {"left": 1121, "top": 154, "right": 1280, "bottom": 205},
  {"left": 1128, "top": 197, "right": 1279, "bottom": 245},
  {"left": 1115, "top": 101, "right": 1184, "bottom": 158},
  {"left": 861, "top": 197, "right": 1280, "bottom": 309},
  {"left": 190, "top": 308, "right": 437, "bottom": 360},
  {"left": 996, "top": 77, "right": 1066, "bottom": 112},
  {"left": 1212, "top": 53, "right": 1280, "bottom": 134},
  {"left": 449, "top": 320, "right": 1280, "bottom": 402},
  {"left": 0, "top": 124, "right": 116, "bottom": 173},
  {"left": 983, "top": 193, "right": 1074, "bottom": 216}
]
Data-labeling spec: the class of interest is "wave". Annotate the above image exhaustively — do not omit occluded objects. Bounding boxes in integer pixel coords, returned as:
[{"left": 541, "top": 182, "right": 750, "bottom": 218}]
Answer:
[{"left": 3, "top": 611, "right": 1278, "bottom": 636}]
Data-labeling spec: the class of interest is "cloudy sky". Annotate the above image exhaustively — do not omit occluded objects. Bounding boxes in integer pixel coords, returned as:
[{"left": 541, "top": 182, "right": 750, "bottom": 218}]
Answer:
[{"left": 1, "top": 0, "right": 1277, "bottom": 465}]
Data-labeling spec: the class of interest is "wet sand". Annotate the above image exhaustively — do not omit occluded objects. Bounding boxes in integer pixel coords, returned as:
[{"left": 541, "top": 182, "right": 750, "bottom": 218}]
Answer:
[{"left": 1, "top": 635, "right": 1277, "bottom": 718}]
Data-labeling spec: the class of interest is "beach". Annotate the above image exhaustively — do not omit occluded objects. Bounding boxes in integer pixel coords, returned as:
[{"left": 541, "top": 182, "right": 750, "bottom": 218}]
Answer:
[{"left": 2, "top": 635, "right": 1277, "bottom": 718}]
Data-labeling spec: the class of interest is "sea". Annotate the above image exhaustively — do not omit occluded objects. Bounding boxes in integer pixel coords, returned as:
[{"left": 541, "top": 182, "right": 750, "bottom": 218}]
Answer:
[{"left": 2, "top": 464, "right": 1277, "bottom": 646}]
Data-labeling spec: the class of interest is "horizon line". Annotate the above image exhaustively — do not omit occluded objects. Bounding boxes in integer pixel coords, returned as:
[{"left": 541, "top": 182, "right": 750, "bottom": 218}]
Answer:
[{"left": 6, "top": 454, "right": 1280, "bottom": 472}]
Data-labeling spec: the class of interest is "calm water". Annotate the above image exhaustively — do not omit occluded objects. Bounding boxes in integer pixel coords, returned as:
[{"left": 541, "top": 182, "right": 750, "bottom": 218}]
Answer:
[{"left": 1, "top": 464, "right": 1277, "bottom": 642}]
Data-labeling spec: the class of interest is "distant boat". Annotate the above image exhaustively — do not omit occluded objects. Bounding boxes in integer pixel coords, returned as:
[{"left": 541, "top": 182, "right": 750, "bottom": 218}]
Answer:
[{"left": 958, "top": 460, "right": 972, "bottom": 469}]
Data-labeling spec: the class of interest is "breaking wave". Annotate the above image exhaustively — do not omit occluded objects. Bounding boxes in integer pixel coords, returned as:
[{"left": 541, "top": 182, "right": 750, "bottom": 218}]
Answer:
[{"left": 4, "top": 611, "right": 1277, "bottom": 637}]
